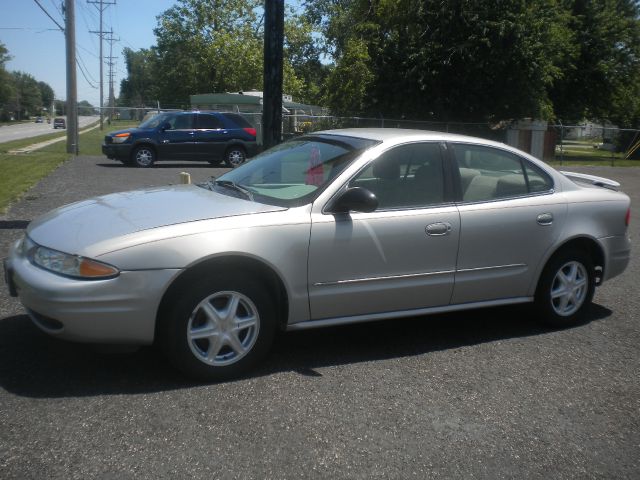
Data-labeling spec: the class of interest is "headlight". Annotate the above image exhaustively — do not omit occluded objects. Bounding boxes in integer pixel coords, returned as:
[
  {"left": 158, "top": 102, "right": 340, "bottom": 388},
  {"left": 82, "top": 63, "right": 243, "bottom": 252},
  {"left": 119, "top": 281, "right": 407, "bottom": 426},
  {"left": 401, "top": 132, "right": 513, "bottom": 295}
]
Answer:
[
  {"left": 112, "top": 132, "right": 131, "bottom": 144},
  {"left": 25, "top": 237, "right": 119, "bottom": 279}
]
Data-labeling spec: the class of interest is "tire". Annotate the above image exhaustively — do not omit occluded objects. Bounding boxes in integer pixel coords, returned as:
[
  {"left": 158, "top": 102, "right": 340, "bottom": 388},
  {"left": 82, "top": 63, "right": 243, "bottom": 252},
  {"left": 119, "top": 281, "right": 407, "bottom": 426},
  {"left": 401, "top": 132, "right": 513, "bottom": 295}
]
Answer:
[
  {"left": 225, "top": 146, "right": 246, "bottom": 168},
  {"left": 534, "top": 249, "right": 595, "bottom": 327},
  {"left": 132, "top": 145, "right": 156, "bottom": 168},
  {"left": 159, "top": 272, "right": 276, "bottom": 381}
]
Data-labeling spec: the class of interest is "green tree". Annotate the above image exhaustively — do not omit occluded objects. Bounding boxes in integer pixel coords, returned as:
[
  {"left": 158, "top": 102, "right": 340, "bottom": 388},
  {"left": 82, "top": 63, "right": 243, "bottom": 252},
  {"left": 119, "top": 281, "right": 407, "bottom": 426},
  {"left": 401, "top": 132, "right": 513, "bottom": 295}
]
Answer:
[
  {"left": 37, "top": 81, "right": 54, "bottom": 110},
  {"left": 119, "top": 47, "right": 159, "bottom": 107},
  {"left": 7, "top": 71, "right": 42, "bottom": 119},
  {"left": 119, "top": 1, "right": 321, "bottom": 108},
  {"left": 549, "top": 0, "right": 640, "bottom": 125},
  {"left": 310, "top": 0, "right": 573, "bottom": 120},
  {"left": 0, "top": 42, "right": 15, "bottom": 120},
  {"left": 78, "top": 100, "right": 95, "bottom": 116},
  {"left": 152, "top": 0, "right": 265, "bottom": 105}
]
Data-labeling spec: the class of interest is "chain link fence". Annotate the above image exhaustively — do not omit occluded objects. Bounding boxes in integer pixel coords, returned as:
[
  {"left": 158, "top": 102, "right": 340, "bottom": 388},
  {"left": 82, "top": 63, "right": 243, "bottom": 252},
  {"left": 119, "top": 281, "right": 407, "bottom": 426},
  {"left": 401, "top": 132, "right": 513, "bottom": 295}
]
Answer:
[{"left": 106, "top": 106, "right": 640, "bottom": 163}]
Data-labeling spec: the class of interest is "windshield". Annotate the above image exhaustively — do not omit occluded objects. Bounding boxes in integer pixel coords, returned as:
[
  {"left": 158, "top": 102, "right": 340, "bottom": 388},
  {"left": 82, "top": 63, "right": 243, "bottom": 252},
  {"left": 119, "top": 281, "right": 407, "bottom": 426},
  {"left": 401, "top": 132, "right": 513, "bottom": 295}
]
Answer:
[
  {"left": 212, "top": 135, "right": 379, "bottom": 207},
  {"left": 138, "top": 112, "right": 172, "bottom": 129}
]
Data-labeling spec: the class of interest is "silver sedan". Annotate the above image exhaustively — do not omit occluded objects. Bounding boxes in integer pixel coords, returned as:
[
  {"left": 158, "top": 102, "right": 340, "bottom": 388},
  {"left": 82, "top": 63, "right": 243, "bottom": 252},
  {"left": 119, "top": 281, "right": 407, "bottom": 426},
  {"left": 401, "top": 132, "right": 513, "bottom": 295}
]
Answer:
[{"left": 4, "top": 129, "right": 632, "bottom": 380}]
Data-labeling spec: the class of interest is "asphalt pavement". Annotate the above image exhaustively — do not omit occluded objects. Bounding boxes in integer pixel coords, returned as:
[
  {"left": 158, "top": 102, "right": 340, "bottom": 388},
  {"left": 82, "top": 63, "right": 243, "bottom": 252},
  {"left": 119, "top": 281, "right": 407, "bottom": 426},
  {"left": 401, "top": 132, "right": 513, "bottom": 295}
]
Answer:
[
  {"left": 0, "top": 116, "right": 99, "bottom": 144},
  {"left": 0, "top": 157, "right": 638, "bottom": 479}
]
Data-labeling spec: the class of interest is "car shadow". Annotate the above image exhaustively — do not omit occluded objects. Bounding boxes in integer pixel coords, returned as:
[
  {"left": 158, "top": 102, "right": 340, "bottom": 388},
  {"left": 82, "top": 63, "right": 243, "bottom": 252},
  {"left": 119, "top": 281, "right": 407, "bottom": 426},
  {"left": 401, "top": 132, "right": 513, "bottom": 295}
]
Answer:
[
  {"left": 0, "top": 304, "right": 612, "bottom": 398},
  {"left": 96, "top": 162, "right": 228, "bottom": 169}
]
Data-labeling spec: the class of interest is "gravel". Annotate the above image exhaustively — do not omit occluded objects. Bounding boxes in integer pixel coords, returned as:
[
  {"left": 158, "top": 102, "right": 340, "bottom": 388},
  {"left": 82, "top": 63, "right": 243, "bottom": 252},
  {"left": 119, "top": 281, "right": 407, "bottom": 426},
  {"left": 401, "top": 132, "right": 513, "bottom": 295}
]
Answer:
[{"left": 0, "top": 156, "right": 638, "bottom": 479}]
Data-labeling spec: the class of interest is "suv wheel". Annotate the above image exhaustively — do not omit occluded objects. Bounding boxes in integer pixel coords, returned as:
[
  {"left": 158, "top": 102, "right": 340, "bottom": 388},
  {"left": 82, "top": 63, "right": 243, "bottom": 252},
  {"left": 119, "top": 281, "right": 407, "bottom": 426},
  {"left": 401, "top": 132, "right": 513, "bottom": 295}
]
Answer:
[
  {"left": 132, "top": 145, "right": 156, "bottom": 168},
  {"left": 225, "top": 147, "right": 246, "bottom": 168}
]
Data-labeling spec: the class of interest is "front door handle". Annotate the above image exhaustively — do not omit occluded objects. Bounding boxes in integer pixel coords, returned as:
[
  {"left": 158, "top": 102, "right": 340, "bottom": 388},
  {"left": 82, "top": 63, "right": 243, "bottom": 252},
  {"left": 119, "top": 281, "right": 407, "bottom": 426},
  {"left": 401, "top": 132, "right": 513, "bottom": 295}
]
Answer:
[
  {"left": 537, "top": 213, "right": 553, "bottom": 226},
  {"left": 426, "top": 222, "right": 452, "bottom": 236}
]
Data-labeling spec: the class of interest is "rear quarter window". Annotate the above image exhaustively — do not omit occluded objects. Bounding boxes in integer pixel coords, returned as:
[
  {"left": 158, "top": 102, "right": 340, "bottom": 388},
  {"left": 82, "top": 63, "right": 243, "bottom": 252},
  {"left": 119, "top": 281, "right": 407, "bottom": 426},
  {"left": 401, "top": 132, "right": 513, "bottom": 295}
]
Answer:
[{"left": 223, "top": 113, "right": 252, "bottom": 128}]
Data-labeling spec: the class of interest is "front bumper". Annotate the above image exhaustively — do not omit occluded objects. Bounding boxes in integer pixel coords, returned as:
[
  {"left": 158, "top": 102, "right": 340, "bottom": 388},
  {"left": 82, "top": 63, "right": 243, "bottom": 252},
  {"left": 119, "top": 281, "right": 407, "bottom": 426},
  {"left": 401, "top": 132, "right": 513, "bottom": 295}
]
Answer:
[
  {"left": 101, "top": 143, "right": 132, "bottom": 160},
  {"left": 5, "top": 239, "right": 180, "bottom": 345}
]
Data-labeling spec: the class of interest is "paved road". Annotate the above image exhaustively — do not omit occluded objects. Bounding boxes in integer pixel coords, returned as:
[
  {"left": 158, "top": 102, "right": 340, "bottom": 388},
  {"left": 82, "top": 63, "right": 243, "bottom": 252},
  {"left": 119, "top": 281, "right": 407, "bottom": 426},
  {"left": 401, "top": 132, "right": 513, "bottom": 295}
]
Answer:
[
  {"left": 0, "top": 116, "right": 99, "bottom": 144},
  {"left": 0, "top": 158, "right": 638, "bottom": 479}
]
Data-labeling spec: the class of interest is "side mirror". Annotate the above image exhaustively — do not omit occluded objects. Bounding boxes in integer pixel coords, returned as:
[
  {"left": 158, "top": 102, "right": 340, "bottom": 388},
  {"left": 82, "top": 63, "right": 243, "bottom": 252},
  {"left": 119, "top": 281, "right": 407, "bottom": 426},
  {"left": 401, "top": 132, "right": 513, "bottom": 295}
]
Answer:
[
  {"left": 160, "top": 122, "right": 172, "bottom": 131},
  {"left": 330, "top": 187, "right": 378, "bottom": 213}
]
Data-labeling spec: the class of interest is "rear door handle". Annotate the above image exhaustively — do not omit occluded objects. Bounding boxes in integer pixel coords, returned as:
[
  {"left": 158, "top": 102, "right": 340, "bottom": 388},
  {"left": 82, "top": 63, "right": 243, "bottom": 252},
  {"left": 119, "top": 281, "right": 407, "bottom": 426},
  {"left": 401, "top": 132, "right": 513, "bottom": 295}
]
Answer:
[
  {"left": 426, "top": 222, "right": 452, "bottom": 236},
  {"left": 537, "top": 213, "right": 553, "bottom": 225}
]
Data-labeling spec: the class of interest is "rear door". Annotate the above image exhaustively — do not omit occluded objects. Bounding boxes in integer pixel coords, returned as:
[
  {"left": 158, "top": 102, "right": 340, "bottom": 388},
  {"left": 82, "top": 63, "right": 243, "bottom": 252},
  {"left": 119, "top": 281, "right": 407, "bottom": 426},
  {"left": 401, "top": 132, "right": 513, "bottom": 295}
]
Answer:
[
  {"left": 449, "top": 143, "right": 567, "bottom": 304},
  {"left": 157, "top": 113, "right": 196, "bottom": 160}
]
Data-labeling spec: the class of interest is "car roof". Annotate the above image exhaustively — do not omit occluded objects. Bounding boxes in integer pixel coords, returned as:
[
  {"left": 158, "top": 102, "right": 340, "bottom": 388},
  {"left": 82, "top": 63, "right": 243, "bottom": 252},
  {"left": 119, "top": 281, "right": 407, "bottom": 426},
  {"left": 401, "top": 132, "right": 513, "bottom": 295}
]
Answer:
[{"left": 313, "top": 128, "right": 509, "bottom": 148}]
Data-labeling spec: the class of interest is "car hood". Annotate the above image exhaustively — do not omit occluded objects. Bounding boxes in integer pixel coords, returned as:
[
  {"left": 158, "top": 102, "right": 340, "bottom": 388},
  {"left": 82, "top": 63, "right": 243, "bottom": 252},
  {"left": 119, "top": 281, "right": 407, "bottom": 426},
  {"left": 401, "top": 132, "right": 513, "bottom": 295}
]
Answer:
[
  {"left": 27, "top": 184, "right": 285, "bottom": 255},
  {"left": 106, "top": 127, "right": 139, "bottom": 136}
]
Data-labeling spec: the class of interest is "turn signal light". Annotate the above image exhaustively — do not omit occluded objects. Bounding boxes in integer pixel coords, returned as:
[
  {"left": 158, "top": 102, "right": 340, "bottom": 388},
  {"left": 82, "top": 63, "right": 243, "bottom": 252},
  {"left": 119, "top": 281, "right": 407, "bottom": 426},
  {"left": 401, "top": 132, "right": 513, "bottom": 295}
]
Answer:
[{"left": 79, "top": 258, "right": 120, "bottom": 278}]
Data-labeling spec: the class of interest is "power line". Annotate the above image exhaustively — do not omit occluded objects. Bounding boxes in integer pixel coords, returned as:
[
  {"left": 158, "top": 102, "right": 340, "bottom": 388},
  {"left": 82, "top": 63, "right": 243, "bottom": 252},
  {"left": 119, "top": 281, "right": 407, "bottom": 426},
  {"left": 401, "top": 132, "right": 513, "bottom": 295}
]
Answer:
[
  {"left": 32, "top": 0, "right": 64, "bottom": 31},
  {"left": 76, "top": 57, "right": 98, "bottom": 89}
]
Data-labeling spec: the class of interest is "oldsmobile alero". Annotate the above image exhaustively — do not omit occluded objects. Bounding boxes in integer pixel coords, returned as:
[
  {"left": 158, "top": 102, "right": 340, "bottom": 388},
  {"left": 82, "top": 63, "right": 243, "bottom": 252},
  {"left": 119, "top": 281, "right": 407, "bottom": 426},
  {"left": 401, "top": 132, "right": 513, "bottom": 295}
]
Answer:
[{"left": 4, "top": 129, "right": 631, "bottom": 379}]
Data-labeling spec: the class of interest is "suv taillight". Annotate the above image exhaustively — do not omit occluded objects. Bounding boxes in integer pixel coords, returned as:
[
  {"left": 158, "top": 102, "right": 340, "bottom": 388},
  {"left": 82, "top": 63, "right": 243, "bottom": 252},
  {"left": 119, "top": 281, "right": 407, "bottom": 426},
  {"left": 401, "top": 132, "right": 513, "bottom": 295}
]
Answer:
[
  {"left": 243, "top": 127, "right": 257, "bottom": 137},
  {"left": 625, "top": 207, "right": 631, "bottom": 227}
]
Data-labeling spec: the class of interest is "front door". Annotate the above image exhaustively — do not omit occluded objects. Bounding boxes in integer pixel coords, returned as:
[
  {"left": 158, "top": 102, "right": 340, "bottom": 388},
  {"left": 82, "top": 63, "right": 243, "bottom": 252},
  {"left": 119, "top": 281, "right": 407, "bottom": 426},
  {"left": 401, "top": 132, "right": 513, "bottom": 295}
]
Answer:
[
  {"left": 157, "top": 113, "right": 196, "bottom": 160},
  {"left": 308, "top": 142, "right": 460, "bottom": 320}
]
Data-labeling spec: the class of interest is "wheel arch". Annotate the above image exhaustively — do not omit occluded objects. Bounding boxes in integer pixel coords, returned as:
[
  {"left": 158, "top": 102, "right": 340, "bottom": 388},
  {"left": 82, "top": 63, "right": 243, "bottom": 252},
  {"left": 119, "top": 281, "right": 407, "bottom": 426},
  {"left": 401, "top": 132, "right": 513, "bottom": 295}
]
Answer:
[
  {"left": 155, "top": 254, "right": 290, "bottom": 343},
  {"left": 225, "top": 142, "right": 247, "bottom": 156},
  {"left": 535, "top": 236, "right": 605, "bottom": 293},
  {"left": 130, "top": 141, "right": 157, "bottom": 159}
]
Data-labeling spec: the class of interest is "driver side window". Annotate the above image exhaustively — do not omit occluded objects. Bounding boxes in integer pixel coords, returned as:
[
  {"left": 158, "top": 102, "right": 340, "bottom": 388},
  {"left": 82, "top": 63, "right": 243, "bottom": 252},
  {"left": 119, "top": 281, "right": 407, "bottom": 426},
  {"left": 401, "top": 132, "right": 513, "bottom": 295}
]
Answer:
[{"left": 350, "top": 143, "right": 444, "bottom": 209}]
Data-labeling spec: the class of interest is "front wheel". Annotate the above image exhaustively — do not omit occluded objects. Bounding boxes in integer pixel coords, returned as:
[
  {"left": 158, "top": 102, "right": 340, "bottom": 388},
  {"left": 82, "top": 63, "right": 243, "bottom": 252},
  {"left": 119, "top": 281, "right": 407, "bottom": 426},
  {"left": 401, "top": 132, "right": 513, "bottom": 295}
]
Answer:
[
  {"left": 534, "top": 250, "right": 595, "bottom": 327},
  {"left": 132, "top": 145, "right": 156, "bottom": 168},
  {"left": 159, "top": 272, "right": 276, "bottom": 380},
  {"left": 225, "top": 146, "right": 246, "bottom": 168}
]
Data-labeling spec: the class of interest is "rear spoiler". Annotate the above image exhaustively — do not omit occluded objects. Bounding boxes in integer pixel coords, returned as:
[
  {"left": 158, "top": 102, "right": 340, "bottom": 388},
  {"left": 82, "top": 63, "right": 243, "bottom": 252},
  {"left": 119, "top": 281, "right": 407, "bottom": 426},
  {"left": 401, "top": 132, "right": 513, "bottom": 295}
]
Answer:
[{"left": 560, "top": 171, "right": 620, "bottom": 191}]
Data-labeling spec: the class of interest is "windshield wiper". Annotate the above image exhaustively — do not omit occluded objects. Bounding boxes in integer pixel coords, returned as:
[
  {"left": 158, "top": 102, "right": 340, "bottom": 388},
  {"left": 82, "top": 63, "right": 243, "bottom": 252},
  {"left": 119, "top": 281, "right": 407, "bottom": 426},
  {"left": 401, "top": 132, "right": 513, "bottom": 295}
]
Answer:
[{"left": 214, "top": 179, "right": 254, "bottom": 201}]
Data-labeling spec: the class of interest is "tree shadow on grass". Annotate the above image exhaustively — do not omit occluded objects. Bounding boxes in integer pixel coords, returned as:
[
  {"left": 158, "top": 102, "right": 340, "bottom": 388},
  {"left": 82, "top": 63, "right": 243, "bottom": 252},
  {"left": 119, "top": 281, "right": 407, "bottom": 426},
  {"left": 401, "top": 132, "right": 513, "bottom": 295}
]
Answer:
[{"left": 0, "top": 303, "right": 612, "bottom": 398}]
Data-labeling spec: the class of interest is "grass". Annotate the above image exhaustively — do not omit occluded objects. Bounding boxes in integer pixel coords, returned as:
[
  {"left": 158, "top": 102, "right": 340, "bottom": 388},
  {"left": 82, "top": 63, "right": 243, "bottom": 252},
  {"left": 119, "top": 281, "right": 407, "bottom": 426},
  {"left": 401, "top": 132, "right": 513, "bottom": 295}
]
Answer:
[
  {"left": 548, "top": 148, "right": 638, "bottom": 166},
  {"left": 0, "top": 119, "right": 136, "bottom": 212}
]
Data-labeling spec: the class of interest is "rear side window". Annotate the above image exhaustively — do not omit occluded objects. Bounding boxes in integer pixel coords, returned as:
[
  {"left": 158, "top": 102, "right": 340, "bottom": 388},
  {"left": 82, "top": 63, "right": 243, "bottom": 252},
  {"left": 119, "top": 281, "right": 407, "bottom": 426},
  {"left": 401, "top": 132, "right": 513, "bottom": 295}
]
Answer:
[
  {"left": 197, "top": 114, "right": 223, "bottom": 129},
  {"left": 223, "top": 113, "right": 253, "bottom": 128},
  {"left": 452, "top": 144, "right": 552, "bottom": 202}
]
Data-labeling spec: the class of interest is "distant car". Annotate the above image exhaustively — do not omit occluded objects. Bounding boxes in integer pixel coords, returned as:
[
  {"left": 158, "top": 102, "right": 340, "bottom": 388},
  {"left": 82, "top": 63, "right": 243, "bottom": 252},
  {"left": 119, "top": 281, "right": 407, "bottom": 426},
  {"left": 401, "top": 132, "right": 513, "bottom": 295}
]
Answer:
[
  {"left": 101, "top": 111, "right": 258, "bottom": 168},
  {"left": 53, "top": 118, "right": 66, "bottom": 129},
  {"left": 35, "top": 117, "right": 43, "bottom": 123},
  {"left": 4, "top": 129, "right": 631, "bottom": 380}
]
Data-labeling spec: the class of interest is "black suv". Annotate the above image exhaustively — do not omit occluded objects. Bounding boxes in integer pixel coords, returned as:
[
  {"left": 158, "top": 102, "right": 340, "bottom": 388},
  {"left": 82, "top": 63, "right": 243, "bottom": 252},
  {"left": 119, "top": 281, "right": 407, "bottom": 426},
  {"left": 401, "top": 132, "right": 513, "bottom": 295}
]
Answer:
[{"left": 102, "top": 111, "right": 258, "bottom": 168}]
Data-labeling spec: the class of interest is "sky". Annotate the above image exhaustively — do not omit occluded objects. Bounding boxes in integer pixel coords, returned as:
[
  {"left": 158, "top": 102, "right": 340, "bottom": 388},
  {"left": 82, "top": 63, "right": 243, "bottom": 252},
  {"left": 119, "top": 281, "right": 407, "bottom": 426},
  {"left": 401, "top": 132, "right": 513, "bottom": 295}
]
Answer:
[{"left": 1, "top": 0, "right": 177, "bottom": 107}]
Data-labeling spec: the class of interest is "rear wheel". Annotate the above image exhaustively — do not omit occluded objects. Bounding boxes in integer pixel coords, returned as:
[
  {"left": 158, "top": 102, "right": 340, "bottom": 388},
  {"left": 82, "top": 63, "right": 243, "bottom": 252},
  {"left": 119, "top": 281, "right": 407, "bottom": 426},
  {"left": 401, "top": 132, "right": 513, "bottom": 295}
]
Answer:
[
  {"left": 159, "top": 272, "right": 276, "bottom": 380},
  {"left": 534, "top": 250, "right": 595, "bottom": 327},
  {"left": 132, "top": 145, "right": 156, "bottom": 168},
  {"left": 225, "top": 146, "right": 246, "bottom": 168}
]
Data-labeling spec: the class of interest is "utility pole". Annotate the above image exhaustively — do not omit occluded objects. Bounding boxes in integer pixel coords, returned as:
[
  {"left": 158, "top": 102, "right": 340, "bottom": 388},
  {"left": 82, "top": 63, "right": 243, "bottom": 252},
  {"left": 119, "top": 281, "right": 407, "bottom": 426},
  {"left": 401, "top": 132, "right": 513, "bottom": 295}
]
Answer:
[
  {"left": 263, "top": 0, "right": 284, "bottom": 150},
  {"left": 65, "top": 0, "right": 78, "bottom": 154},
  {"left": 105, "top": 31, "right": 119, "bottom": 123},
  {"left": 88, "top": 0, "right": 116, "bottom": 130}
]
